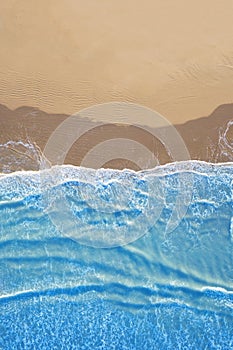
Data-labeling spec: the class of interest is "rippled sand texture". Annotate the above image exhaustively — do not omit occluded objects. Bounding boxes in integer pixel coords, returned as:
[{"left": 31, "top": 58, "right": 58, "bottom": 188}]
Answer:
[{"left": 0, "top": 0, "right": 233, "bottom": 124}]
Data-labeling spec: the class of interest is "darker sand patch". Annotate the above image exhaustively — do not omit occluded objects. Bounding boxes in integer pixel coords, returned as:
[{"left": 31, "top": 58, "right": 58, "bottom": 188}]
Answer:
[{"left": 0, "top": 103, "right": 232, "bottom": 172}]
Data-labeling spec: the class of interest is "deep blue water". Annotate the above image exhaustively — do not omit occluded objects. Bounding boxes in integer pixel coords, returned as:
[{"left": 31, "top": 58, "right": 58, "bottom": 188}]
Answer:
[{"left": 0, "top": 161, "right": 233, "bottom": 349}]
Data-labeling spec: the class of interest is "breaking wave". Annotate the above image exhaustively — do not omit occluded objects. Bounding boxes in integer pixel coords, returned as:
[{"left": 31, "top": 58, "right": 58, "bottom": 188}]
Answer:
[{"left": 0, "top": 161, "right": 233, "bottom": 349}]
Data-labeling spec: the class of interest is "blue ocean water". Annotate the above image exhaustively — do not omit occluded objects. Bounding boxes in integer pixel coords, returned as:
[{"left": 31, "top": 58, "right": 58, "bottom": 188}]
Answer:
[{"left": 0, "top": 161, "right": 233, "bottom": 349}]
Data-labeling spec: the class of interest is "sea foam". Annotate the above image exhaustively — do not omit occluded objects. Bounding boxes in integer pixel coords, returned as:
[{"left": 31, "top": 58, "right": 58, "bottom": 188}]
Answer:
[{"left": 0, "top": 161, "right": 233, "bottom": 349}]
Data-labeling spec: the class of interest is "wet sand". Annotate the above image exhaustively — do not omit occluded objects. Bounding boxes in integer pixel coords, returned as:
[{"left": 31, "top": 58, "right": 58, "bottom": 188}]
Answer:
[
  {"left": 0, "top": 0, "right": 233, "bottom": 124},
  {"left": 0, "top": 1, "right": 233, "bottom": 171},
  {"left": 0, "top": 103, "right": 232, "bottom": 172}
]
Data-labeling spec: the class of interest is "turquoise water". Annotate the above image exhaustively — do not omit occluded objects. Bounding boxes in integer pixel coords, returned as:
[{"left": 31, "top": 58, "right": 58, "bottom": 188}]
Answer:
[{"left": 0, "top": 161, "right": 233, "bottom": 349}]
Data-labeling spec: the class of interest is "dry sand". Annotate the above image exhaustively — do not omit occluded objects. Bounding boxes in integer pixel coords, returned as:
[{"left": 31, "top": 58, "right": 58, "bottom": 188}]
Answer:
[
  {"left": 0, "top": 0, "right": 233, "bottom": 124},
  {"left": 0, "top": 1, "right": 233, "bottom": 171}
]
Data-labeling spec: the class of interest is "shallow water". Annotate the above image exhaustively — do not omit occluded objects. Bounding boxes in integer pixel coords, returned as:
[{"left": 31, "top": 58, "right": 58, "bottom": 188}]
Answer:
[{"left": 0, "top": 161, "right": 233, "bottom": 349}]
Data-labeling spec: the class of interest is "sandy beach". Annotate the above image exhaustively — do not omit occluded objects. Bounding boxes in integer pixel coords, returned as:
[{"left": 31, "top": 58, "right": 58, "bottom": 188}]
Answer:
[
  {"left": 0, "top": 0, "right": 233, "bottom": 124},
  {"left": 1, "top": 4, "right": 233, "bottom": 346},
  {"left": 0, "top": 102, "right": 232, "bottom": 172},
  {"left": 0, "top": 1, "right": 232, "bottom": 171}
]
